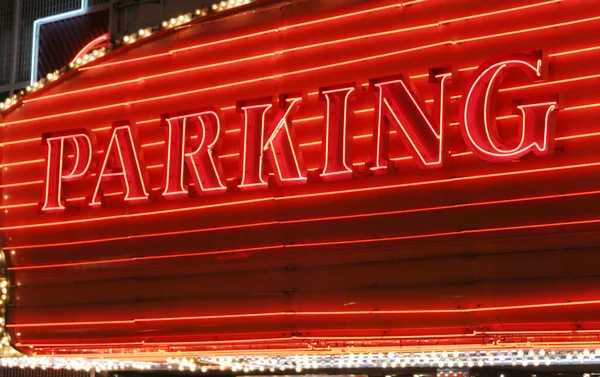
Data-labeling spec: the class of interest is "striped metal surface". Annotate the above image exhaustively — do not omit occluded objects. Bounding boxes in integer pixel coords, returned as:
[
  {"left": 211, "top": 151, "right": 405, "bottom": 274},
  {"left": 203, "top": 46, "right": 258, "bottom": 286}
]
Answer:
[
  {"left": 1, "top": 0, "right": 600, "bottom": 360},
  {"left": 0, "top": 368, "right": 90, "bottom": 377}
]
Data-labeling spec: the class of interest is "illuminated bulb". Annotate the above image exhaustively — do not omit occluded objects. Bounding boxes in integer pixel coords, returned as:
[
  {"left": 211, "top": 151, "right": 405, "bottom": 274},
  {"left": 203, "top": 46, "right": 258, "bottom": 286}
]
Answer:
[
  {"left": 25, "top": 85, "right": 32, "bottom": 92},
  {"left": 83, "top": 54, "right": 89, "bottom": 61},
  {"left": 75, "top": 58, "right": 82, "bottom": 64},
  {"left": 0, "top": 103, "right": 4, "bottom": 110},
  {"left": 178, "top": 15, "right": 184, "bottom": 22},
  {"left": 229, "top": 0, "right": 235, "bottom": 4},
  {"left": 220, "top": 1, "right": 226, "bottom": 7},
  {"left": 123, "top": 35, "right": 130, "bottom": 43},
  {"left": 169, "top": 18, "right": 176, "bottom": 25},
  {"left": 46, "top": 73, "right": 53, "bottom": 80},
  {"left": 68, "top": 62, "right": 74, "bottom": 68},
  {"left": 212, "top": 3, "right": 218, "bottom": 10},
  {"left": 92, "top": 50, "right": 99, "bottom": 57},
  {"left": 138, "top": 29, "right": 145, "bottom": 36}
]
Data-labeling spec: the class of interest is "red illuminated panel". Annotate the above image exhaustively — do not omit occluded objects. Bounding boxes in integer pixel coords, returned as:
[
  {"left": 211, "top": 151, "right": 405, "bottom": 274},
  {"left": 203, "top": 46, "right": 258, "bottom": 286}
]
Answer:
[{"left": 1, "top": 0, "right": 600, "bottom": 360}]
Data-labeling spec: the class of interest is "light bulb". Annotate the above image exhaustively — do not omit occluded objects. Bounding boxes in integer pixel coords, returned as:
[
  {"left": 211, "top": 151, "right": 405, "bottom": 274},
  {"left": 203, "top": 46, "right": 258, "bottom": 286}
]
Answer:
[
  {"left": 212, "top": 4, "right": 218, "bottom": 10},
  {"left": 162, "top": 21, "right": 168, "bottom": 27},
  {"left": 123, "top": 36, "right": 130, "bottom": 43},
  {"left": 178, "top": 15, "right": 184, "bottom": 22}
]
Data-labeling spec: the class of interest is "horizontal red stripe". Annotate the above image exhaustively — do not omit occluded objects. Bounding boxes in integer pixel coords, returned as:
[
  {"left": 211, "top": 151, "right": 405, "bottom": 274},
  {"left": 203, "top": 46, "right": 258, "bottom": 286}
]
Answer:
[
  {"left": 23, "top": 0, "right": 561, "bottom": 105},
  {"left": 9, "top": 207, "right": 600, "bottom": 270},
  {"left": 4, "top": 13, "right": 598, "bottom": 127},
  {"left": 3, "top": 159, "right": 600, "bottom": 232},
  {"left": 8, "top": 297, "right": 600, "bottom": 328},
  {"left": 8, "top": 188, "right": 600, "bottom": 251}
]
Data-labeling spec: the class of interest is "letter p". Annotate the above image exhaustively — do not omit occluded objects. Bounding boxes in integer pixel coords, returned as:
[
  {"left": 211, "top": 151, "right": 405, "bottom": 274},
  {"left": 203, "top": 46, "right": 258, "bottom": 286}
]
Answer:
[{"left": 41, "top": 129, "right": 96, "bottom": 212}]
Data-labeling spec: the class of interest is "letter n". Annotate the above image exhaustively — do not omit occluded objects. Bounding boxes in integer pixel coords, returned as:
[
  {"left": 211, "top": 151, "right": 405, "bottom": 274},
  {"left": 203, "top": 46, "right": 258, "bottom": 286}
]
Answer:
[{"left": 370, "top": 70, "right": 452, "bottom": 173}]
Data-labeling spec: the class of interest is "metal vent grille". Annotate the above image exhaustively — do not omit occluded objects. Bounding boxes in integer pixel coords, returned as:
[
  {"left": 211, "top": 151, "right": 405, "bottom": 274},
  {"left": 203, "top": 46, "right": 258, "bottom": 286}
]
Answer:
[
  {"left": 0, "top": 0, "right": 14, "bottom": 85},
  {"left": 16, "top": 0, "right": 81, "bottom": 82},
  {"left": 0, "top": 368, "right": 90, "bottom": 377}
]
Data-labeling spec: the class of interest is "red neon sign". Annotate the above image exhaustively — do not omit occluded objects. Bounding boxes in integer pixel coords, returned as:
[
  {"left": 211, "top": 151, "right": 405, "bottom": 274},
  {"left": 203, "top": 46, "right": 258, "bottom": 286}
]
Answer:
[{"left": 41, "top": 52, "right": 557, "bottom": 211}]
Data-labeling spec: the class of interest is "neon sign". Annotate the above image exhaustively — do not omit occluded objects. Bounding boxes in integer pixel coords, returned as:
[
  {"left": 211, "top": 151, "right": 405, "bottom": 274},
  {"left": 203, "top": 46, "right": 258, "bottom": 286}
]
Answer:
[{"left": 40, "top": 52, "right": 559, "bottom": 212}]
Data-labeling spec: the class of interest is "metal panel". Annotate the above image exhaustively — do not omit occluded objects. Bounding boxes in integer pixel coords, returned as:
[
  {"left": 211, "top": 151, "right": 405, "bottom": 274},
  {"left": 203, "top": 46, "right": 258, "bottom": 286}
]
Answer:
[
  {"left": 0, "top": 0, "right": 14, "bottom": 85},
  {"left": 16, "top": 0, "right": 81, "bottom": 82},
  {"left": 0, "top": 368, "right": 90, "bottom": 377}
]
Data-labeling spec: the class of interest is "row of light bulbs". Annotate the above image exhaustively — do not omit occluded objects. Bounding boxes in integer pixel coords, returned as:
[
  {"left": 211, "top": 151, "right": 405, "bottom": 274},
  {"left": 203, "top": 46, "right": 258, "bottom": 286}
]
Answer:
[
  {"left": 3, "top": 348, "right": 600, "bottom": 372},
  {"left": 0, "top": 251, "right": 15, "bottom": 358},
  {"left": 0, "top": 357, "right": 156, "bottom": 373},
  {"left": 0, "top": 0, "right": 256, "bottom": 113},
  {"left": 185, "top": 349, "right": 600, "bottom": 372}
]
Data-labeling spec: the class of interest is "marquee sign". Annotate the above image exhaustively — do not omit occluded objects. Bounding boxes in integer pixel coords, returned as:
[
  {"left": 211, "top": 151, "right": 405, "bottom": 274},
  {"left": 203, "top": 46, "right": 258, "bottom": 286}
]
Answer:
[
  {"left": 2, "top": 0, "right": 600, "bottom": 363},
  {"left": 41, "top": 52, "right": 557, "bottom": 212}
]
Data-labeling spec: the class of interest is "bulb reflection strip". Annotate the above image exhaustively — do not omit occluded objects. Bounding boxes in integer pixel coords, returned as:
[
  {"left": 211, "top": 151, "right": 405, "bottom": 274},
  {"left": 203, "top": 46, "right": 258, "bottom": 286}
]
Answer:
[
  {"left": 20, "top": 330, "right": 600, "bottom": 348},
  {"left": 7, "top": 187, "right": 600, "bottom": 251},
  {"left": 5, "top": 12, "right": 600, "bottom": 127},
  {"left": 8, "top": 298, "right": 600, "bottom": 328},
  {"left": 23, "top": 0, "right": 563, "bottom": 105}
]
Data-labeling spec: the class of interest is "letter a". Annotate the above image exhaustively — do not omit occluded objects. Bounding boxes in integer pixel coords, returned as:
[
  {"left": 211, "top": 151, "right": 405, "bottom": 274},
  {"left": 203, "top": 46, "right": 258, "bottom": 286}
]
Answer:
[{"left": 90, "top": 121, "right": 149, "bottom": 207}]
